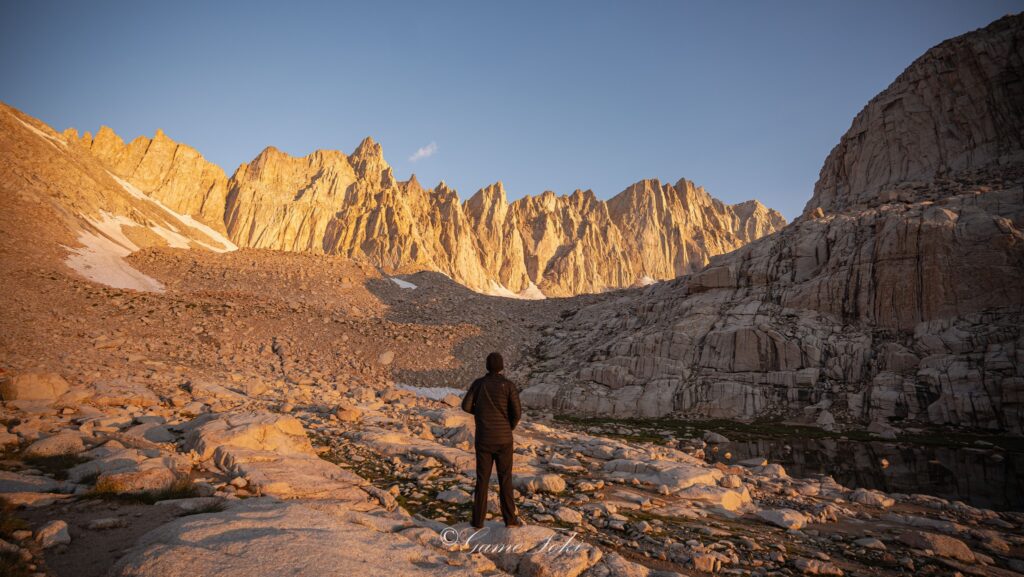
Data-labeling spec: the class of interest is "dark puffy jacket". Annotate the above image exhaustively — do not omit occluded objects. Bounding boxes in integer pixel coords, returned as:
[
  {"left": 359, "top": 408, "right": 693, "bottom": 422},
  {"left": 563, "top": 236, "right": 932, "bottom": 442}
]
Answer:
[{"left": 461, "top": 372, "right": 521, "bottom": 448}]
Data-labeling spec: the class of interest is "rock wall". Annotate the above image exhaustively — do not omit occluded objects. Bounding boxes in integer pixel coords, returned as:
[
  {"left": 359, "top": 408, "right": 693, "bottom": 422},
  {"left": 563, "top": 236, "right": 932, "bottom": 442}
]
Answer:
[
  {"left": 70, "top": 131, "right": 785, "bottom": 297},
  {"left": 520, "top": 14, "right": 1024, "bottom": 433},
  {"left": 223, "top": 139, "right": 786, "bottom": 296},
  {"left": 805, "top": 13, "right": 1024, "bottom": 217},
  {"left": 1, "top": 103, "right": 236, "bottom": 294},
  {"left": 70, "top": 126, "right": 230, "bottom": 232}
]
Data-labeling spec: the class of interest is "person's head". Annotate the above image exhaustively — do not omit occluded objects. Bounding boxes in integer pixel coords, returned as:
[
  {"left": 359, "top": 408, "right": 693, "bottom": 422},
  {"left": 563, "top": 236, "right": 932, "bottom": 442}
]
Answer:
[{"left": 486, "top": 352, "right": 504, "bottom": 373}]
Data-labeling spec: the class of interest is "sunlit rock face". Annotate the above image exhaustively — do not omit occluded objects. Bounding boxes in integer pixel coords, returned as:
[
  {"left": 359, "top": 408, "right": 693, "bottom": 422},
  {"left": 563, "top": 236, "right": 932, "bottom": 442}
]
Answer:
[
  {"left": 70, "top": 125, "right": 230, "bottom": 233},
  {"left": 72, "top": 125, "right": 784, "bottom": 297},
  {"left": 0, "top": 103, "right": 237, "bottom": 293},
  {"left": 521, "top": 14, "right": 1024, "bottom": 432},
  {"left": 221, "top": 143, "right": 785, "bottom": 297}
]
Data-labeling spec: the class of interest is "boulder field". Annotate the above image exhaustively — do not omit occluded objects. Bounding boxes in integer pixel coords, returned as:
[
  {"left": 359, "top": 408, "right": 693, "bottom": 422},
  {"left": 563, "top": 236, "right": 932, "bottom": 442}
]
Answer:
[{"left": 0, "top": 370, "right": 1022, "bottom": 577}]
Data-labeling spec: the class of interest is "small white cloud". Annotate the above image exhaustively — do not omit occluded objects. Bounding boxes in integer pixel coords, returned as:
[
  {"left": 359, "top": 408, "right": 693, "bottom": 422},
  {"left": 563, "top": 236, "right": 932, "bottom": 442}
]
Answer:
[{"left": 409, "top": 141, "right": 438, "bottom": 162}]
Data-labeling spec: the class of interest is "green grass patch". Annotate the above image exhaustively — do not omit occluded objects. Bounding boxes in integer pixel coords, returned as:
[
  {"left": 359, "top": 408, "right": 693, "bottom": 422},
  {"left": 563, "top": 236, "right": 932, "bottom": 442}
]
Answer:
[
  {"left": 329, "top": 444, "right": 478, "bottom": 522},
  {"left": 0, "top": 439, "right": 21, "bottom": 461},
  {"left": 22, "top": 453, "right": 90, "bottom": 480},
  {"left": 0, "top": 424, "right": 20, "bottom": 461},
  {"left": 77, "top": 471, "right": 101, "bottom": 486},
  {"left": 554, "top": 415, "right": 1024, "bottom": 452},
  {"left": 88, "top": 477, "right": 199, "bottom": 505},
  {"left": 0, "top": 551, "right": 31, "bottom": 577},
  {"left": 0, "top": 499, "right": 28, "bottom": 540},
  {"left": 0, "top": 499, "right": 32, "bottom": 577}
]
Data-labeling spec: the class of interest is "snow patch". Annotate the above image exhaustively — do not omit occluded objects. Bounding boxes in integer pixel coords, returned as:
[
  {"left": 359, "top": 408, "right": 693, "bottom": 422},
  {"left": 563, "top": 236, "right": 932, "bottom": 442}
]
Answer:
[
  {"left": 62, "top": 193, "right": 234, "bottom": 293},
  {"left": 86, "top": 211, "right": 141, "bottom": 251},
  {"left": 518, "top": 282, "right": 547, "bottom": 300},
  {"left": 173, "top": 211, "right": 237, "bottom": 252},
  {"left": 64, "top": 215, "right": 164, "bottom": 292},
  {"left": 396, "top": 384, "right": 464, "bottom": 401},
  {"left": 110, "top": 174, "right": 237, "bottom": 252},
  {"left": 14, "top": 116, "right": 65, "bottom": 149},
  {"left": 485, "top": 281, "right": 518, "bottom": 298},
  {"left": 390, "top": 277, "right": 417, "bottom": 289},
  {"left": 486, "top": 280, "right": 546, "bottom": 300}
]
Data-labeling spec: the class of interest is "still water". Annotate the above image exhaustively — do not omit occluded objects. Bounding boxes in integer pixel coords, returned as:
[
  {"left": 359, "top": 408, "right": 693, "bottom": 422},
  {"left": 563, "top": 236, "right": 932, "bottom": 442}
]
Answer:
[{"left": 708, "top": 437, "right": 1023, "bottom": 511}]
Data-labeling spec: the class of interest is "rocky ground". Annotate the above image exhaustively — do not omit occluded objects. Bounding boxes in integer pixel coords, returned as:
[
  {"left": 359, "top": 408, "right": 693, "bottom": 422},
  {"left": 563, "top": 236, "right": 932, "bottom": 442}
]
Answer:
[{"left": 1, "top": 242, "right": 1023, "bottom": 577}]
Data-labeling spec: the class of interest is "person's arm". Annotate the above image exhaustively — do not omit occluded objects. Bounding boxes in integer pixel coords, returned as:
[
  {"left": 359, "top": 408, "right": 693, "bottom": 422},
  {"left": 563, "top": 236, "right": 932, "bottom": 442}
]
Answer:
[
  {"left": 507, "top": 380, "right": 522, "bottom": 430},
  {"left": 461, "top": 380, "right": 479, "bottom": 414}
]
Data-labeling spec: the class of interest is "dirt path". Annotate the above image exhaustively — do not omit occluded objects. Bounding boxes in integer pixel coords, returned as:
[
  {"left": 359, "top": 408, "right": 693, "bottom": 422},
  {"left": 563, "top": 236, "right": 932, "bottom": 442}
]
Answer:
[{"left": 19, "top": 500, "right": 183, "bottom": 577}]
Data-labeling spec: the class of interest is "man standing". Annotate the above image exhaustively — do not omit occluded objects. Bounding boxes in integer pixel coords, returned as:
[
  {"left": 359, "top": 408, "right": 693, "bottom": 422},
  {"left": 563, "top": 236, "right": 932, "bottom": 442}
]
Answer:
[{"left": 461, "top": 352, "right": 522, "bottom": 528}]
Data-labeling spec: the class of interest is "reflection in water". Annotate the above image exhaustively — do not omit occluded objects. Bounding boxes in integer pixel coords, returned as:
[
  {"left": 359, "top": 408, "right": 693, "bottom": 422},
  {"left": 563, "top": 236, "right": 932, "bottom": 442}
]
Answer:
[{"left": 709, "top": 438, "right": 1024, "bottom": 511}]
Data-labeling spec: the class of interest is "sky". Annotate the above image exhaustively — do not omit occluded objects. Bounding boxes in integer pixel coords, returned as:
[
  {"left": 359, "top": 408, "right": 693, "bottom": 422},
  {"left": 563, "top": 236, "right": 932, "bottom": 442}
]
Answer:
[{"left": 1, "top": 1, "right": 1019, "bottom": 219}]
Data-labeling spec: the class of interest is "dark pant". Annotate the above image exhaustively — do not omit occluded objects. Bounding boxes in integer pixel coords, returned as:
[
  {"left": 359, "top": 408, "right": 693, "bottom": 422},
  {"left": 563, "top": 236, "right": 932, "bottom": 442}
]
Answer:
[{"left": 472, "top": 443, "right": 517, "bottom": 527}]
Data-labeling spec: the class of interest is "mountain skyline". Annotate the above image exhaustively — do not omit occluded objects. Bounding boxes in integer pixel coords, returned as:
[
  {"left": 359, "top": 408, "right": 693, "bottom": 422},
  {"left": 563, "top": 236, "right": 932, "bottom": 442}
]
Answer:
[
  {"left": 2, "top": 1, "right": 1017, "bottom": 220},
  {"left": 52, "top": 118, "right": 785, "bottom": 296}
]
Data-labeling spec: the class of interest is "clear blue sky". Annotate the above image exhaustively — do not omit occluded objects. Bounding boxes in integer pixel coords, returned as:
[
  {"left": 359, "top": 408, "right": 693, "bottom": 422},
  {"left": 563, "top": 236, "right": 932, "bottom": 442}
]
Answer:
[{"left": 2, "top": 1, "right": 1018, "bottom": 218}]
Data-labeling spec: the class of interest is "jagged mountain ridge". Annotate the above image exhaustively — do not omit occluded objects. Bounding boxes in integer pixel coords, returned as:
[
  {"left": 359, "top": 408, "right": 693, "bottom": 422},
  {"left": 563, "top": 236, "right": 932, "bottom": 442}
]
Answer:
[
  {"left": 0, "top": 103, "right": 236, "bottom": 294},
  {"left": 519, "top": 13, "right": 1024, "bottom": 432},
  {"left": 64, "top": 125, "right": 231, "bottom": 234},
  {"left": 66, "top": 125, "right": 785, "bottom": 297}
]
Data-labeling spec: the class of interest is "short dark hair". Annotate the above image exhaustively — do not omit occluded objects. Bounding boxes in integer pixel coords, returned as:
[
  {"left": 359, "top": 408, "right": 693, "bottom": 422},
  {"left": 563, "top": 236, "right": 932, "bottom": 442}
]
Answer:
[{"left": 486, "top": 352, "right": 504, "bottom": 373}]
